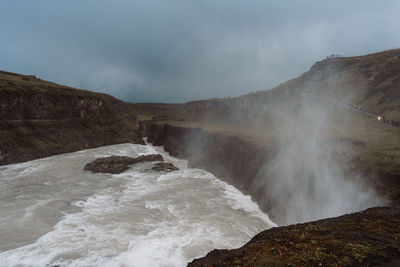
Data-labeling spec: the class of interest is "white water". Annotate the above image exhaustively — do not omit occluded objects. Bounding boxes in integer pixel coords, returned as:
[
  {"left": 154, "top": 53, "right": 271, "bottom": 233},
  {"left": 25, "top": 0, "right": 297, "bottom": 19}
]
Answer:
[{"left": 0, "top": 143, "right": 275, "bottom": 266}]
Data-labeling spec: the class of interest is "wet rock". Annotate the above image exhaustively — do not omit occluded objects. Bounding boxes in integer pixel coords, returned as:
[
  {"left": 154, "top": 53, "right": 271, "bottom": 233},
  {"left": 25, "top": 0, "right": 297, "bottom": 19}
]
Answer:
[
  {"left": 84, "top": 154, "right": 163, "bottom": 174},
  {"left": 152, "top": 162, "right": 179, "bottom": 172}
]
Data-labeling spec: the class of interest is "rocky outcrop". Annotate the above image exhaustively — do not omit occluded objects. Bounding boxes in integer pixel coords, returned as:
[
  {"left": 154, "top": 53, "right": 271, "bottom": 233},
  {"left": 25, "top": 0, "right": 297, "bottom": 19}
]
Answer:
[
  {"left": 189, "top": 206, "right": 400, "bottom": 266},
  {"left": 84, "top": 154, "right": 164, "bottom": 174},
  {"left": 152, "top": 162, "right": 179, "bottom": 172}
]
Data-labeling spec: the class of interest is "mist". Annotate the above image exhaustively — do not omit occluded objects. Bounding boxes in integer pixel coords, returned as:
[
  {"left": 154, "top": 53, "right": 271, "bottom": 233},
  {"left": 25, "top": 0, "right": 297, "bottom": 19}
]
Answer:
[{"left": 256, "top": 92, "right": 382, "bottom": 225}]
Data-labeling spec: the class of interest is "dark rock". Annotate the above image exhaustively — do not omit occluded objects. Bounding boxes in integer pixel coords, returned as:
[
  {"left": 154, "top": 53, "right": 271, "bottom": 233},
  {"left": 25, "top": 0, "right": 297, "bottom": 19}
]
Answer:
[
  {"left": 152, "top": 162, "right": 179, "bottom": 172},
  {"left": 84, "top": 154, "right": 163, "bottom": 174},
  {"left": 188, "top": 207, "right": 400, "bottom": 266},
  {"left": 133, "top": 129, "right": 146, "bottom": 145}
]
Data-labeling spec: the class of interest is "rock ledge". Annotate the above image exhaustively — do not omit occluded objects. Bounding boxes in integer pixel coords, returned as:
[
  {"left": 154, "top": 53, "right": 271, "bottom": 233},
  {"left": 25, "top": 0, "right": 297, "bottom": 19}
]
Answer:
[{"left": 152, "top": 162, "right": 179, "bottom": 172}]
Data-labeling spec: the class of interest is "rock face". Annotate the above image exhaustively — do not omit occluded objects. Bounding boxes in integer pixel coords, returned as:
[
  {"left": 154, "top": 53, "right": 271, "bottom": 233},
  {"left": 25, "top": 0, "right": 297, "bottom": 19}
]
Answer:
[
  {"left": 152, "top": 162, "right": 179, "bottom": 172},
  {"left": 84, "top": 154, "right": 163, "bottom": 174},
  {"left": 188, "top": 206, "right": 400, "bottom": 266},
  {"left": 0, "top": 70, "right": 144, "bottom": 165}
]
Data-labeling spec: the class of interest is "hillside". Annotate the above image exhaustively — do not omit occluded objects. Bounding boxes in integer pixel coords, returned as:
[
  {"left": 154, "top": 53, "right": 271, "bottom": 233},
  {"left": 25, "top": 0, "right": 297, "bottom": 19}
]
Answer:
[
  {"left": 174, "top": 49, "right": 400, "bottom": 122},
  {"left": 0, "top": 70, "right": 143, "bottom": 165}
]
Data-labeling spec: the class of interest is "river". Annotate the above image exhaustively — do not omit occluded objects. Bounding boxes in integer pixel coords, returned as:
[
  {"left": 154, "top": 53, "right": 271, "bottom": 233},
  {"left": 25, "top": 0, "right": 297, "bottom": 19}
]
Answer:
[{"left": 0, "top": 143, "right": 275, "bottom": 266}]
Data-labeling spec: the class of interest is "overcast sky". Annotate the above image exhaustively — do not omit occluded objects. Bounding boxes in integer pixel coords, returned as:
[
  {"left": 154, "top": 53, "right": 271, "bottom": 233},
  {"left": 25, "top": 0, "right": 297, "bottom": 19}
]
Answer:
[{"left": 1, "top": 1, "right": 400, "bottom": 103}]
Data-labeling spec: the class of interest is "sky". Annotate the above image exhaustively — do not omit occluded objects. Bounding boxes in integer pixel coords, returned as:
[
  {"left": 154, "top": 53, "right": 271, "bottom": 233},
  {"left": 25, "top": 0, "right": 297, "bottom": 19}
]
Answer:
[{"left": 1, "top": 1, "right": 400, "bottom": 103}]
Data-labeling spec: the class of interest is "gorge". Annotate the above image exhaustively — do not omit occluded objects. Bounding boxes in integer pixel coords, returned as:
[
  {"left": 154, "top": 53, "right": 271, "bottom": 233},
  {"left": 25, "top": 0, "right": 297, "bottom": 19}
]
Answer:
[{"left": 1, "top": 49, "right": 400, "bottom": 265}]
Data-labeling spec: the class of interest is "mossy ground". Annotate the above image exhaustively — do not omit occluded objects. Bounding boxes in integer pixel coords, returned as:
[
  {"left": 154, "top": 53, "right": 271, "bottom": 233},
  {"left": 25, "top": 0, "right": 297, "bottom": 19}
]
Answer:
[{"left": 189, "top": 207, "right": 400, "bottom": 266}]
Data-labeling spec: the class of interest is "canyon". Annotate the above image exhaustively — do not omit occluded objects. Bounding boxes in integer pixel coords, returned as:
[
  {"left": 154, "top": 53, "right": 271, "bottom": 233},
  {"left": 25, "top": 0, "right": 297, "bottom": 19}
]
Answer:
[{"left": 1, "top": 49, "right": 400, "bottom": 265}]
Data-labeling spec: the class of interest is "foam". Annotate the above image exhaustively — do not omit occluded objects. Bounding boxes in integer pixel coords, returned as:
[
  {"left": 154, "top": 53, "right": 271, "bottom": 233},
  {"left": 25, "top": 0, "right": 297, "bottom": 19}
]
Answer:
[
  {"left": 221, "top": 183, "right": 276, "bottom": 226},
  {"left": 0, "top": 143, "right": 275, "bottom": 266}
]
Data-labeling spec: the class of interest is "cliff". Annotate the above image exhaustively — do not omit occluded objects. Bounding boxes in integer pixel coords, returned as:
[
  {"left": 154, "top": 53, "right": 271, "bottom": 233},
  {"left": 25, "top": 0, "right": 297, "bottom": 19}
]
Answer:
[
  {"left": 0, "top": 70, "right": 143, "bottom": 165},
  {"left": 188, "top": 206, "right": 400, "bottom": 266}
]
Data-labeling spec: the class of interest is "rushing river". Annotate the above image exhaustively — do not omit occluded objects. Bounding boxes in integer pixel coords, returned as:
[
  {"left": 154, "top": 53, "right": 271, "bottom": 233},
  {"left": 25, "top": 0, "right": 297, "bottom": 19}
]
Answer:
[{"left": 0, "top": 143, "right": 275, "bottom": 266}]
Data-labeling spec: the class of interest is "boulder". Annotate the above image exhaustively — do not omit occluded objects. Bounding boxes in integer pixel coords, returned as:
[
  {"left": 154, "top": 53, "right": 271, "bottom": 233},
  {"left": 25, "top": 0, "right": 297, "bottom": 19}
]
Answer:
[
  {"left": 84, "top": 154, "right": 163, "bottom": 174},
  {"left": 152, "top": 162, "right": 179, "bottom": 172}
]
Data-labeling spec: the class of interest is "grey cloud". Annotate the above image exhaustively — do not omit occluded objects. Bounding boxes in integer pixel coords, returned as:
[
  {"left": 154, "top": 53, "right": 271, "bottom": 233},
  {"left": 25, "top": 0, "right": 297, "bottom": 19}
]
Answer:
[{"left": 1, "top": 0, "right": 399, "bottom": 102}]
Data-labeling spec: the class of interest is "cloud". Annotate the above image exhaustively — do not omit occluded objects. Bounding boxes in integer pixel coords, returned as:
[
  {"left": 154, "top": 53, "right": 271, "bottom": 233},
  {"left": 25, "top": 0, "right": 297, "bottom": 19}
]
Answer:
[{"left": 0, "top": 0, "right": 399, "bottom": 102}]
